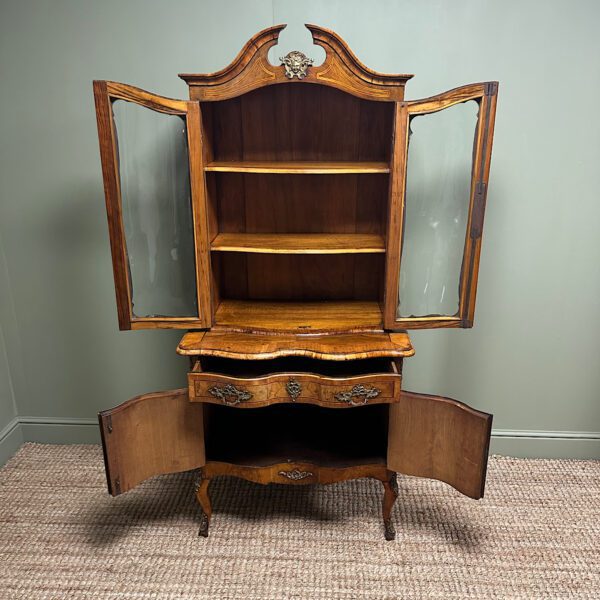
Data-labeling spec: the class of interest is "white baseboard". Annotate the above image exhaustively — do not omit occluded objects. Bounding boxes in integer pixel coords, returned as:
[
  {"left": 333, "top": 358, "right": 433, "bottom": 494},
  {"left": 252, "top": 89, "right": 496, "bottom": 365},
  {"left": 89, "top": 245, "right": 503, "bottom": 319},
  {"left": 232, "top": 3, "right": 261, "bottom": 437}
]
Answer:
[{"left": 1, "top": 418, "right": 599, "bottom": 466}]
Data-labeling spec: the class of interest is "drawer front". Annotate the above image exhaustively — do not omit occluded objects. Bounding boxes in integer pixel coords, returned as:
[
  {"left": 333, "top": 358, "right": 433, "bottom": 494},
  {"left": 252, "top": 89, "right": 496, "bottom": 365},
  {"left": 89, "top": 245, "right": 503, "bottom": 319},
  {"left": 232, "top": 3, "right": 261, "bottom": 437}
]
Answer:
[{"left": 188, "top": 371, "right": 401, "bottom": 408}]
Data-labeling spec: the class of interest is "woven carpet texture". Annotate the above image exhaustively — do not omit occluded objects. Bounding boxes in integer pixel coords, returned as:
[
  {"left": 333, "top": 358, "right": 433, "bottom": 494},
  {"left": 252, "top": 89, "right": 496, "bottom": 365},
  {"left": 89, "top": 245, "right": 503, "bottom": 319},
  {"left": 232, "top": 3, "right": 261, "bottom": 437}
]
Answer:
[{"left": 0, "top": 444, "right": 599, "bottom": 599}]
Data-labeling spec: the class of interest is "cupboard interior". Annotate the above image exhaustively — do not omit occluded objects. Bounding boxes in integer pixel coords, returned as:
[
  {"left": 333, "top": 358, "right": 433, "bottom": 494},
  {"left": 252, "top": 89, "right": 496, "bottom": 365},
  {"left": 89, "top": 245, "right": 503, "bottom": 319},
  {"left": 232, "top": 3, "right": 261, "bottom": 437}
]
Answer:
[
  {"left": 204, "top": 403, "right": 389, "bottom": 468},
  {"left": 200, "top": 84, "right": 394, "bottom": 330}
]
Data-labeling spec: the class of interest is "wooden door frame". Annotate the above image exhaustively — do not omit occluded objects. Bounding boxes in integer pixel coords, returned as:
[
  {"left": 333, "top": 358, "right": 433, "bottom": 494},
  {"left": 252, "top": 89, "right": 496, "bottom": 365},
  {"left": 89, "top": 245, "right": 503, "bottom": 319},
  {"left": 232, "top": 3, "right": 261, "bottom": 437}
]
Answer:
[
  {"left": 93, "top": 80, "right": 212, "bottom": 330},
  {"left": 384, "top": 82, "right": 498, "bottom": 330}
]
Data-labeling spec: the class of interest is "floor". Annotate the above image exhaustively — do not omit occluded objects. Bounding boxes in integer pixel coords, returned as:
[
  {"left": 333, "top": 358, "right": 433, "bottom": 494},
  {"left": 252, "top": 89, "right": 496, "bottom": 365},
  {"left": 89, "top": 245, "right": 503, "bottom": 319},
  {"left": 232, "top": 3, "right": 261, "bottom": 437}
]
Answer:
[{"left": 0, "top": 444, "right": 599, "bottom": 599}]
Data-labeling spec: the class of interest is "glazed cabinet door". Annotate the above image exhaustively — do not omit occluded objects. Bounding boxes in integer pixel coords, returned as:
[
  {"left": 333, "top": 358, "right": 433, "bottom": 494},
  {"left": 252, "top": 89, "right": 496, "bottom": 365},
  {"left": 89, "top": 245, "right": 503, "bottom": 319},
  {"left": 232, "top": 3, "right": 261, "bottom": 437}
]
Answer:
[
  {"left": 93, "top": 81, "right": 211, "bottom": 330},
  {"left": 387, "top": 390, "right": 492, "bottom": 499},
  {"left": 384, "top": 82, "right": 498, "bottom": 329},
  {"left": 98, "top": 389, "right": 205, "bottom": 495}
]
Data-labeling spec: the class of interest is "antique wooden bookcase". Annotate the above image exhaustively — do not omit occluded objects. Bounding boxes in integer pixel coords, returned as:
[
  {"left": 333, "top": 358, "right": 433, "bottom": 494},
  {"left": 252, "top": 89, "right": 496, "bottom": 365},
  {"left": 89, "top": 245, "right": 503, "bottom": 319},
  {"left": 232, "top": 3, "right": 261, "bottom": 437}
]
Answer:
[{"left": 93, "top": 25, "right": 497, "bottom": 540}]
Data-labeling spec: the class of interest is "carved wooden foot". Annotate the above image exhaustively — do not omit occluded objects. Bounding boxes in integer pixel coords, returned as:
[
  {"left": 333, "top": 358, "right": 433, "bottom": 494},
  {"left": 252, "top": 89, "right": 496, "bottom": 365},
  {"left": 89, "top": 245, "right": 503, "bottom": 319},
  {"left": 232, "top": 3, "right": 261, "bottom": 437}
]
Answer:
[
  {"left": 382, "top": 471, "right": 399, "bottom": 541},
  {"left": 194, "top": 470, "right": 212, "bottom": 538}
]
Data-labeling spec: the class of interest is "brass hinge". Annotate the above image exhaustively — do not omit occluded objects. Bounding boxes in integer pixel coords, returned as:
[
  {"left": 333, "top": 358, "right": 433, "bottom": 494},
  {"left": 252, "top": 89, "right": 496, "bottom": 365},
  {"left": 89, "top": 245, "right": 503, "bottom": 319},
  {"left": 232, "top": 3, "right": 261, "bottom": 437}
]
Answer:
[
  {"left": 484, "top": 82, "right": 498, "bottom": 96},
  {"left": 114, "top": 477, "right": 121, "bottom": 495},
  {"left": 105, "top": 414, "right": 113, "bottom": 434},
  {"left": 470, "top": 182, "right": 487, "bottom": 238}
]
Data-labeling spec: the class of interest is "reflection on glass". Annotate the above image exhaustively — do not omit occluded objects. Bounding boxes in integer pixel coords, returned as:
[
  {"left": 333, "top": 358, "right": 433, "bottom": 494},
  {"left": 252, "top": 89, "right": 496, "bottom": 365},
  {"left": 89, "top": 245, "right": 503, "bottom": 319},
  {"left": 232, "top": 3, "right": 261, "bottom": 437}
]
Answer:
[
  {"left": 397, "top": 100, "right": 478, "bottom": 318},
  {"left": 112, "top": 100, "right": 197, "bottom": 318}
]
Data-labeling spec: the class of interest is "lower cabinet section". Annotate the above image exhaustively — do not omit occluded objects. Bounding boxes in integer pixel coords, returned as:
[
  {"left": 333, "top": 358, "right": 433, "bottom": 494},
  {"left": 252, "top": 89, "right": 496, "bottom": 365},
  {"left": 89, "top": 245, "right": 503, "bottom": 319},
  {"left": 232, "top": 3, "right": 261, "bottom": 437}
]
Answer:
[
  {"left": 98, "top": 389, "right": 205, "bottom": 496},
  {"left": 97, "top": 387, "right": 492, "bottom": 505},
  {"left": 388, "top": 390, "right": 493, "bottom": 499}
]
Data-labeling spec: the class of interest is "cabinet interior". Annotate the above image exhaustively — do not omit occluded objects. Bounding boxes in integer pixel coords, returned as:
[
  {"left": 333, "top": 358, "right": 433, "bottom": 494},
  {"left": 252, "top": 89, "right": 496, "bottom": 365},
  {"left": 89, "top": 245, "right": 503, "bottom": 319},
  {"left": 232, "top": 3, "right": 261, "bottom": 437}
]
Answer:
[
  {"left": 200, "top": 84, "right": 394, "bottom": 331},
  {"left": 204, "top": 403, "right": 389, "bottom": 468}
]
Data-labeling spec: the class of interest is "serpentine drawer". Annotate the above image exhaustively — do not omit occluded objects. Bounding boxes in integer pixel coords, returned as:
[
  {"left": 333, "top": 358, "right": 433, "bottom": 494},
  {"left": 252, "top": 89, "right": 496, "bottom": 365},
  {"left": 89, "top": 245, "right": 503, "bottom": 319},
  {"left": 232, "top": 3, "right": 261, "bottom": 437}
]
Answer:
[{"left": 188, "top": 356, "right": 401, "bottom": 408}]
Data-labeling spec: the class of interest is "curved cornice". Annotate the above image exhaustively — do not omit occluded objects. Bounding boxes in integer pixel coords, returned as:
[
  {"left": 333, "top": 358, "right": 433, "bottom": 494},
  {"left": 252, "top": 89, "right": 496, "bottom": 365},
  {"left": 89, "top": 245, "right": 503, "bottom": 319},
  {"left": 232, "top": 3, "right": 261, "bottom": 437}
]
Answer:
[{"left": 180, "top": 24, "right": 413, "bottom": 102}]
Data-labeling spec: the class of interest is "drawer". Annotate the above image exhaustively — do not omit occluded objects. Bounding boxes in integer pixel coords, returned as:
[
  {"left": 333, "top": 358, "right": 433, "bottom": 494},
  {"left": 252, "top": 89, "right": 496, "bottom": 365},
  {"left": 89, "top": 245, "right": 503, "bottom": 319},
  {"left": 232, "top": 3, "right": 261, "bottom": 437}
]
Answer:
[{"left": 188, "top": 357, "right": 401, "bottom": 408}]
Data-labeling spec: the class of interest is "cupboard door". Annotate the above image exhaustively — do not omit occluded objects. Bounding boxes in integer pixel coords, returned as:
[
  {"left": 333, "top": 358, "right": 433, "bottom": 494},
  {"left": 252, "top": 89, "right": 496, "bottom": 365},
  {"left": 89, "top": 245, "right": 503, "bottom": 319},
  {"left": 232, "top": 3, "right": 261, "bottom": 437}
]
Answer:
[
  {"left": 98, "top": 389, "right": 205, "bottom": 495},
  {"left": 384, "top": 82, "right": 498, "bottom": 329},
  {"left": 93, "top": 81, "right": 211, "bottom": 330},
  {"left": 387, "top": 390, "right": 492, "bottom": 499}
]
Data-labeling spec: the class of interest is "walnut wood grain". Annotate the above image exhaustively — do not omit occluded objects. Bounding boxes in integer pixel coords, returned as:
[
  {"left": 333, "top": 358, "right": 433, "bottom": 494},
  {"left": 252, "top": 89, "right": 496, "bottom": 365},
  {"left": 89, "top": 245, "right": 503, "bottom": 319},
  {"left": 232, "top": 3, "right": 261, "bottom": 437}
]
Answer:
[
  {"left": 177, "top": 331, "right": 414, "bottom": 360},
  {"left": 180, "top": 24, "right": 412, "bottom": 102},
  {"left": 188, "top": 363, "right": 401, "bottom": 408},
  {"left": 205, "top": 161, "right": 390, "bottom": 174},
  {"left": 98, "top": 389, "right": 205, "bottom": 496},
  {"left": 211, "top": 233, "right": 385, "bottom": 254},
  {"left": 213, "top": 300, "right": 383, "bottom": 333},
  {"left": 387, "top": 390, "right": 492, "bottom": 499},
  {"left": 202, "top": 461, "right": 390, "bottom": 486}
]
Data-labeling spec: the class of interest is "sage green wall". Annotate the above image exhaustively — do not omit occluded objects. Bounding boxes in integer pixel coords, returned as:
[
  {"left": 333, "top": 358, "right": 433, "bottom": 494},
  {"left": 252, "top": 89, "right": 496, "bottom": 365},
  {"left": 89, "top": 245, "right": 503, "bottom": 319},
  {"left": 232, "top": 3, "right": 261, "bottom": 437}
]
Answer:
[{"left": 0, "top": 0, "right": 598, "bottom": 459}]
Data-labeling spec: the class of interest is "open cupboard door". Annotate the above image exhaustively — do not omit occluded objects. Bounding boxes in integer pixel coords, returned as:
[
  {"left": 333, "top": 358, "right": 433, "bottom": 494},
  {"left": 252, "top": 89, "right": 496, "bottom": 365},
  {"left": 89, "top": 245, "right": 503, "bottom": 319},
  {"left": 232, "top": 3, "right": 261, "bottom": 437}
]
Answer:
[
  {"left": 388, "top": 390, "right": 492, "bottom": 499},
  {"left": 93, "top": 81, "right": 212, "bottom": 330},
  {"left": 98, "top": 389, "right": 205, "bottom": 495},
  {"left": 384, "top": 82, "right": 498, "bottom": 329}
]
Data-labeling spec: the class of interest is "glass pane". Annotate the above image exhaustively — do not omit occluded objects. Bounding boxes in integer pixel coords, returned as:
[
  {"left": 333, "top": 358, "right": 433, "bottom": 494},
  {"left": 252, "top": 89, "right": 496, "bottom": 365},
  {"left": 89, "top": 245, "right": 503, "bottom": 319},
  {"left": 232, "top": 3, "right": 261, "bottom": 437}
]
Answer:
[
  {"left": 397, "top": 100, "right": 478, "bottom": 318},
  {"left": 112, "top": 100, "right": 197, "bottom": 318}
]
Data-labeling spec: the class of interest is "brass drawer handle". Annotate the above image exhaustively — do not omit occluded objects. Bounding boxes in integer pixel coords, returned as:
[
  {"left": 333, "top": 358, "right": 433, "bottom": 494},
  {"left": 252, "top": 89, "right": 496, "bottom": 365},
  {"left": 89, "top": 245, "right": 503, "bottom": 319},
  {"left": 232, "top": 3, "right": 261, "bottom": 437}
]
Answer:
[
  {"left": 279, "top": 469, "right": 313, "bottom": 481},
  {"left": 208, "top": 384, "right": 253, "bottom": 406},
  {"left": 334, "top": 384, "right": 381, "bottom": 406},
  {"left": 286, "top": 378, "right": 302, "bottom": 401}
]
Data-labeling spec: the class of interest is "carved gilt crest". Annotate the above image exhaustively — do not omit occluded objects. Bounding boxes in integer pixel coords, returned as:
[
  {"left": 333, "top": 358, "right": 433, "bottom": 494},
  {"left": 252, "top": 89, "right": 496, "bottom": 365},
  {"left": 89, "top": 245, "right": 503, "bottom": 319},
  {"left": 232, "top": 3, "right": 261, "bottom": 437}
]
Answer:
[{"left": 280, "top": 51, "right": 314, "bottom": 79}]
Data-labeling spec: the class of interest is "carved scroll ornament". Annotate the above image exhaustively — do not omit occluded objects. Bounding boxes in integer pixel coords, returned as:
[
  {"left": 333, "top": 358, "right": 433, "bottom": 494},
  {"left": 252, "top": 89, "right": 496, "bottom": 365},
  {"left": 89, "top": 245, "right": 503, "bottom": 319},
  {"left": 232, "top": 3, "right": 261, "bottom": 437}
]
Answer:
[
  {"left": 334, "top": 384, "right": 381, "bottom": 406},
  {"left": 208, "top": 384, "right": 253, "bottom": 406},
  {"left": 280, "top": 50, "right": 314, "bottom": 79},
  {"left": 279, "top": 469, "right": 313, "bottom": 481}
]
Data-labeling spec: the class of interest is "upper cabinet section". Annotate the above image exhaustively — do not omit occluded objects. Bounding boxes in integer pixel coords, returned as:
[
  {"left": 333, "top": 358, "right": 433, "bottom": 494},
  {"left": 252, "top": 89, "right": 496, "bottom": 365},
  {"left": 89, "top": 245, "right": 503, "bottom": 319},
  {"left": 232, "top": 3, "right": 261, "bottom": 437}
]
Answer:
[
  {"left": 179, "top": 24, "right": 413, "bottom": 102},
  {"left": 93, "top": 82, "right": 212, "bottom": 330},
  {"left": 93, "top": 26, "right": 497, "bottom": 334},
  {"left": 384, "top": 83, "right": 498, "bottom": 329}
]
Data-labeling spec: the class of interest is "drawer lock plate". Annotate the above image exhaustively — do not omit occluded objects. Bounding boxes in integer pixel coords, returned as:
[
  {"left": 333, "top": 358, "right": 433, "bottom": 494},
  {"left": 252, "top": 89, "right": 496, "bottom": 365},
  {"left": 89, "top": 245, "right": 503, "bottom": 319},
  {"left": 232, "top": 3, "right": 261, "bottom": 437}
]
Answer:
[{"left": 286, "top": 378, "right": 302, "bottom": 401}]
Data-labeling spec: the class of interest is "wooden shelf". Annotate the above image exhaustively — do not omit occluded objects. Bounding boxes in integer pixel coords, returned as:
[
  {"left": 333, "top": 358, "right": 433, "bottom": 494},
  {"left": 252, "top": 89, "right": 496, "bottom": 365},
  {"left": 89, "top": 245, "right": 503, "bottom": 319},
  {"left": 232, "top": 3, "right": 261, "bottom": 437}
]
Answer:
[
  {"left": 205, "top": 161, "right": 390, "bottom": 174},
  {"left": 214, "top": 300, "right": 383, "bottom": 333},
  {"left": 177, "top": 331, "right": 414, "bottom": 359},
  {"left": 211, "top": 233, "right": 386, "bottom": 255}
]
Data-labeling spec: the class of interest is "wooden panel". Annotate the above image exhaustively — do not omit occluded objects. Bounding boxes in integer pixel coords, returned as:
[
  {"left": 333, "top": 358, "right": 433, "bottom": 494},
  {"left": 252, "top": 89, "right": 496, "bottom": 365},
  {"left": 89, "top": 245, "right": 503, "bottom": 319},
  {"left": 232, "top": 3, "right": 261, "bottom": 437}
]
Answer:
[
  {"left": 207, "top": 85, "right": 394, "bottom": 163},
  {"left": 387, "top": 390, "right": 492, "bottom": 499},
  {"left": 211, "top": 233, "right": 385, "bottom": 254},
  {"left": 98, "top": 389, "right": 205, "bottom": 496},
  {"left": 213, "top": 300, "right": 383, "bottom": 333},
  {"left": 217, "top": 254, "right": 383, "bottom": 302},
  {"left": 177, "top": 331, "right": 414, "bottom": 360},
  {"left": 205, "top": 161, "right": 389, "bottom": 174},
  {"left": 181, "top": 24, "right": 412, "bottom": 102}
]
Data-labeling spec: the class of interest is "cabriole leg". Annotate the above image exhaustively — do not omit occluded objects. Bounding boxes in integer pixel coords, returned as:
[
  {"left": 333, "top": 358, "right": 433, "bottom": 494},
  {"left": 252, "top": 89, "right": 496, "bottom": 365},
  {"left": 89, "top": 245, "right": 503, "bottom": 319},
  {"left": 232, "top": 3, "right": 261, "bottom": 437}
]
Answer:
[
  {"left": 382, "top": 471, "right": 399, "bottom": 541},
  {"left": 194, "top": 470, "right": 212, "bottom": 538}
]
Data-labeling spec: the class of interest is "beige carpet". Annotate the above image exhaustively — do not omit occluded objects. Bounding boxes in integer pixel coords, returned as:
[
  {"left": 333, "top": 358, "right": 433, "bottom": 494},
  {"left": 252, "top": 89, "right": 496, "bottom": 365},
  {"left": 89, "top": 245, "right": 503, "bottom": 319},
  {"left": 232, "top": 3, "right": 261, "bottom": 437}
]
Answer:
[{"left": 0, "top": 444, "right": 598, "bottom": 599}]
